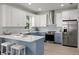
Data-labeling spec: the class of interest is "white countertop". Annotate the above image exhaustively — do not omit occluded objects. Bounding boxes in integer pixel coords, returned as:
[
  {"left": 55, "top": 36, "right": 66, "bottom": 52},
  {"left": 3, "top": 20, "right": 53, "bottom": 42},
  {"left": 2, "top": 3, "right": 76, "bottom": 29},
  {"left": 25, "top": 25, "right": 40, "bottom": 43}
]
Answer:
[{"left": 0, "top": 35, "right": 44, "bottom": 42}]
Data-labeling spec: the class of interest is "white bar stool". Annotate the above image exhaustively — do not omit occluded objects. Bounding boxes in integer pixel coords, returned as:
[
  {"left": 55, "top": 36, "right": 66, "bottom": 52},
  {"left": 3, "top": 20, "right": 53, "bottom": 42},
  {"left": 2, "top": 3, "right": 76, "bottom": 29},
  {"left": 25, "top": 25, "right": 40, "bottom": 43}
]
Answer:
[
  {"left": 11, "top": 44, "right": 26, "bottom": 55},
  {"left": 1, "top": 42, "right": 15, "bottom": 55}
]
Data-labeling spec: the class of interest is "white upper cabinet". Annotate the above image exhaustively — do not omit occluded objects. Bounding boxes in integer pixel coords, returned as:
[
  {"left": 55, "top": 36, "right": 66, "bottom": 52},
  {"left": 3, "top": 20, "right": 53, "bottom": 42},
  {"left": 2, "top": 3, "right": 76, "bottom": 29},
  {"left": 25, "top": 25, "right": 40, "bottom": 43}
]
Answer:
[
  {"left": 62, "top": 11, "right": 70, "bottom": 20},
  {"left": 2, "top": 5, "right": 12, "bottom": 26},
  {"left": 34, "top": 14, "right": 46, "bottom": 27},
  {"left": 2, "top": 5, "right": 34, "bottom": 27},
  {"left": 11, "top": 7, "right": 26, "bottom": 26},
  {"left": 62, "top": 9, "right": 79, "bottom": 20},
  {"left": 68, "top": 9, "right": 79, "bottom": 19},
  {"left": 55, "top": 12, "right": 63, "bottom": 27},
  {"left": 55, "top": 9, "right": 79, "bottom": 27}
]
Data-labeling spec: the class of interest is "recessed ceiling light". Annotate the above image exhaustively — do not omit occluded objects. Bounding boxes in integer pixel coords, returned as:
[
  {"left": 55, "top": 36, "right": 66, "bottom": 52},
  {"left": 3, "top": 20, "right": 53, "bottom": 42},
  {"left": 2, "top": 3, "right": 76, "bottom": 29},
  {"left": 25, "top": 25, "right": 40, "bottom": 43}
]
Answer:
[
  {"left": 60, "top": 4, "right": 64, "bottom": 7},
  {"left": 38, "top": 8, "right": 42, "bottom": 11},
  {"left": 28, "top": 3, "right": 31, "bottom": 5}
]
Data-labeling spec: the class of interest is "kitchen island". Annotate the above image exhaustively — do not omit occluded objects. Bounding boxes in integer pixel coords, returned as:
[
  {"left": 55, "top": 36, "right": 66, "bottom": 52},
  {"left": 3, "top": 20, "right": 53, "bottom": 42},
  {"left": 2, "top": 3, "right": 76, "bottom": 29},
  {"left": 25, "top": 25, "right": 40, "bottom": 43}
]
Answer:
[{"left": 0, "top": 35, "right": 45, "bottom": 55}]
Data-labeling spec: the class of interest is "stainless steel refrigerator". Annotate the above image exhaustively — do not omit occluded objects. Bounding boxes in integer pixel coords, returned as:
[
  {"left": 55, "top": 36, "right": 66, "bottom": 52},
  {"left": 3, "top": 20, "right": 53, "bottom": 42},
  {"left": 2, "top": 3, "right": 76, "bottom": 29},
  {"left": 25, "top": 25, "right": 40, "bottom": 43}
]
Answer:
[{"left": 63, "top": 20, "right": 78, "bottom": 47}]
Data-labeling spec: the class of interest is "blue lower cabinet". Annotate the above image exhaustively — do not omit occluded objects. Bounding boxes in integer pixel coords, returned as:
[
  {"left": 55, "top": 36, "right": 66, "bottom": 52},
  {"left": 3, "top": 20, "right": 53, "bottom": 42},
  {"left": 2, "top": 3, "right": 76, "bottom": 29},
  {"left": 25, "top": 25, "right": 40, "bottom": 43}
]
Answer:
[{"left": 54, "top": 32, "right": 62, "bottom": 44}]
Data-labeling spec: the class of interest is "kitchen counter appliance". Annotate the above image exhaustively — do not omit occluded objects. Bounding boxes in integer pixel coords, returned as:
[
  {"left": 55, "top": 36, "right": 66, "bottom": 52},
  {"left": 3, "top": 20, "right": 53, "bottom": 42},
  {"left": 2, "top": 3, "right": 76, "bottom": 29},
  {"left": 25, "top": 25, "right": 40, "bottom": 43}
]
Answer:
[{"left": 63, "top": 20, "right": 78, "bottom": 47}]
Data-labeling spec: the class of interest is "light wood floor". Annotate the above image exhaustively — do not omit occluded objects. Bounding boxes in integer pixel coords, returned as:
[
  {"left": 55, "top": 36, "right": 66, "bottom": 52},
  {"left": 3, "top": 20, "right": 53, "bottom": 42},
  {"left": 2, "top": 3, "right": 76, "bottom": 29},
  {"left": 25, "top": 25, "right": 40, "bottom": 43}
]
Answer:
[{"left": 44, "top": 42, "right": 79, "bottom": 55}]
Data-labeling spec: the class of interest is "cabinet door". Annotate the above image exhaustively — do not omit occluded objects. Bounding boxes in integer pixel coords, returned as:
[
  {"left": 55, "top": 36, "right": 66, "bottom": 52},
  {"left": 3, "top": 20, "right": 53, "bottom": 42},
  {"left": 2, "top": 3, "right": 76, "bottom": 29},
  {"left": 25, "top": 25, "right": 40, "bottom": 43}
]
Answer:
[
  {"left": 62, "top": 11, "right": 70, "bottom": 20},
  {"left": 34, "top": 15, "right": 46, "bottom": 27},
  {"left": 55, "top": 33, "right": 62, "bottom": 44},
  {"left": 2, "top": 5, "right": 13, "bottom": 26},
  {"left": 40, "top": 15, "right": 46, "bottom": 27},
  {"left": 62, "top": 9, "right": 79, "bottom": 20},
  {"left": 34, "top": 15, "right": 40, "bottom": 27},
  {"left": 11, "top": 7, "right": 26, "bottom": 26},
  {"left": 55, "top": 12, "right": 62, "bottom": 27},
  {"left": 68, "top": 10, "right": 79, "bottom": 20}
]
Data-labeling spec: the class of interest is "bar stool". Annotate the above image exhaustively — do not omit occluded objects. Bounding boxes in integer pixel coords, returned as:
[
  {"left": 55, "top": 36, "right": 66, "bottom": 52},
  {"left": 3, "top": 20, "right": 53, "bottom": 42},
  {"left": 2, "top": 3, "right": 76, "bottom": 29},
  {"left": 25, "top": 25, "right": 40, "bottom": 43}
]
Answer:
[
  {"left": 1, "top": 42, "right": 15, "bottom": 55},
  {"left": 11, "top": 44, "right": 26, "bottom": 55}
]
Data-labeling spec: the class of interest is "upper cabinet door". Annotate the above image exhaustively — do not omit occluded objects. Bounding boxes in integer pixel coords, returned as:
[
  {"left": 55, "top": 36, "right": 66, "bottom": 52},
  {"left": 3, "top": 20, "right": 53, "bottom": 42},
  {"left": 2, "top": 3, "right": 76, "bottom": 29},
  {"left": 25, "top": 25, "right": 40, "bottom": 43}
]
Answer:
[
  {"left": 55, "top": 12, "right": 63, "bottom": 27},
  {"left": 34, "top": 15, "right": 46, "bottom": 27},
  {"left": 62, "top": 11, "right": 70, "bottom": 20},
  {"left": 2, "top": 5, "right": 13, "bottom": 27},
  {"left": 68, "top": 9, "right": 79, "bottom": 20},
  {"left": 62, "top": 9, "right": 79, "bottom": 20},
  {"left": 11, "top": 7, "right": 26, "bottom": 26},
  {"left": 40, "top": 15, "right": 46, "bottom": 27}
]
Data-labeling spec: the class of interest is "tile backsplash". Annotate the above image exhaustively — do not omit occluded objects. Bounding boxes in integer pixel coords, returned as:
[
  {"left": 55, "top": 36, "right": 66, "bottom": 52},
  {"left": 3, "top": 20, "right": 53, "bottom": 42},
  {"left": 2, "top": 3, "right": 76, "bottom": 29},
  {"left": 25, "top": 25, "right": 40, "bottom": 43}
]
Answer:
[
  {"left": 2, "top": 25, "right": 62, "bottom": 34},
  {"left": 2, "top": 26, "right": 29, "bottom": 34}
]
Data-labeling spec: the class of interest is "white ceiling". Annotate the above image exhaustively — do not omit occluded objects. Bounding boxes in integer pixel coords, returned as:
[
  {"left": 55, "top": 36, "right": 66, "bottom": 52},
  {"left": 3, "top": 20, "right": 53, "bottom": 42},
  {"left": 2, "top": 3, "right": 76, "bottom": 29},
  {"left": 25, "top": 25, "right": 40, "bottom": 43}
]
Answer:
[
  {"left": 6, "top": 3, "right": 78, "bottom": 13},
  {"left": 20, "top": 3, "right": 77, "bottom": 11}
]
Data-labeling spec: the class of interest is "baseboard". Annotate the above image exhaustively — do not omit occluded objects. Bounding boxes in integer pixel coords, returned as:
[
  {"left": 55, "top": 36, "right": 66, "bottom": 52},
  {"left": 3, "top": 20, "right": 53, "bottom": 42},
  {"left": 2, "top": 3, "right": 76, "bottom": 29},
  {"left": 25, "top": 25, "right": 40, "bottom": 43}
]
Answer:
[{"left": 63, "top": 45, "right": 77, "bottom": 48}]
